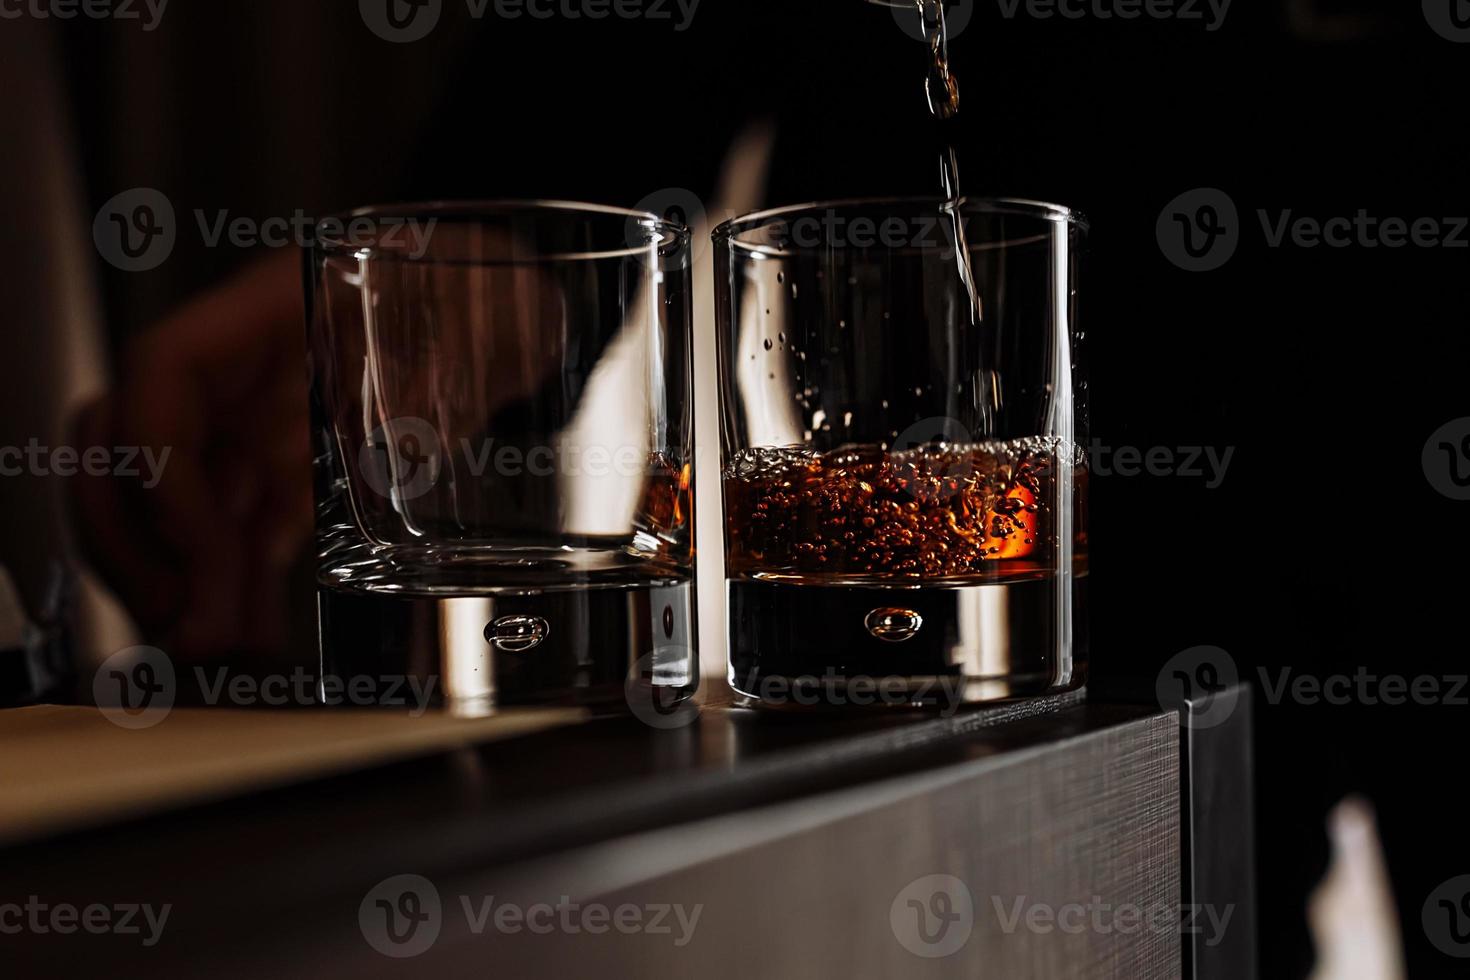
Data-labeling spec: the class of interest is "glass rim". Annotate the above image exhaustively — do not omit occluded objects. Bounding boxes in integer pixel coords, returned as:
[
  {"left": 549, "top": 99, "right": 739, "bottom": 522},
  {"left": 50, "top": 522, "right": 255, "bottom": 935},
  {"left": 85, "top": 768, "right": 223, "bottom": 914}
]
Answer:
[
  {"left": 712, "top": 196, "right": 1089, "bottom": 252},
  {"left": 313, "top": 198, "right": 691, "bottom": 263}
]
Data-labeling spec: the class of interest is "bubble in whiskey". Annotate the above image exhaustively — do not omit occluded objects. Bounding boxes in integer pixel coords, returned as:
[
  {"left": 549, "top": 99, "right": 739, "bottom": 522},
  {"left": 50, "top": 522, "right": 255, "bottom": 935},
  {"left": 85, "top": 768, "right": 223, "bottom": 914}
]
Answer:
[
  {"left": 865, "top": 607, "right": 924, "bottom": 643},
  {"left": 485, "top": 615, "right": 549, "bottom": 653}
]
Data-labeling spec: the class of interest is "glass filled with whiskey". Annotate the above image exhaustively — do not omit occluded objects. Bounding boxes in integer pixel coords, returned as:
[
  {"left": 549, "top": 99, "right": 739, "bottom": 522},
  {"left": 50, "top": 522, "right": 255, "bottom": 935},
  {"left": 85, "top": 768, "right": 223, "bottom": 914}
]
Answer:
[
  {"left": 307, "top": 201, "right": 697, "bottom": 715},
  {"left": 713, "top": 198, "right": 1087, "bottom": 709}
]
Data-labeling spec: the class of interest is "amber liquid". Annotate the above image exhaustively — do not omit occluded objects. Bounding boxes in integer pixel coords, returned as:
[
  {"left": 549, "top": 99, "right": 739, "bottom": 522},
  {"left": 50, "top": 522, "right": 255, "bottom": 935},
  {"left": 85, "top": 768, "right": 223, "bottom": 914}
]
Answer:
[
  {"left": 724, "top": 443, "right": 1088, "bottom": 708},
  {"left": 725, "top": 441, "right": 1059, "bottom": 584}
]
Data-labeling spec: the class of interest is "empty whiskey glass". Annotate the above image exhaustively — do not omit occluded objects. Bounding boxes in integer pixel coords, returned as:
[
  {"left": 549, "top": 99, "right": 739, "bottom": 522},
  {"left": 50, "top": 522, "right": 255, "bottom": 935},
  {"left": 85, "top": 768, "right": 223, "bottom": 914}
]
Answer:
[
  {"left": 713, "top": 198, "right": 1087, "bottom": 709},
  {"left": 307, "top": 201, "right": 697, "bottom": 714}
]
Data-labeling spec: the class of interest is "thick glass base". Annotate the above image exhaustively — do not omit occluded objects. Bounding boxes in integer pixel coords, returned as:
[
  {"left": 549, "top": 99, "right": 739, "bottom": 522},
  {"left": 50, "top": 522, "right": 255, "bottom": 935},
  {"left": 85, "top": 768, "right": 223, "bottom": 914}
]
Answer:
[
  {"left": 727, "top": 575, "right": 1086, "bottom": 711},
  {"left": 317, "top": 578, "right": 698, "bottom": 716}
]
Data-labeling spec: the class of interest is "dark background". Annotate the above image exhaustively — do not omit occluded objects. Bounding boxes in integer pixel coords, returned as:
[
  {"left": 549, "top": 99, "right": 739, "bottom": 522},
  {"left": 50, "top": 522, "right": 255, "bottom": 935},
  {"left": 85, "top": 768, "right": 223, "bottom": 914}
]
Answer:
[{"left": 49, "top": 1, "right": 1470, "bottom": 975}]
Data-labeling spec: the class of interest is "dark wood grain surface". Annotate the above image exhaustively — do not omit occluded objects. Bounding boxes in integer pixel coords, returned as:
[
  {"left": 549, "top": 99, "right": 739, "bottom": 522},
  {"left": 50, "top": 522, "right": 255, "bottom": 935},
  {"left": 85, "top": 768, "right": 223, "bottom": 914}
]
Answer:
[{"left": 2, "top": 694, "right": 1187, "bottom": 979}]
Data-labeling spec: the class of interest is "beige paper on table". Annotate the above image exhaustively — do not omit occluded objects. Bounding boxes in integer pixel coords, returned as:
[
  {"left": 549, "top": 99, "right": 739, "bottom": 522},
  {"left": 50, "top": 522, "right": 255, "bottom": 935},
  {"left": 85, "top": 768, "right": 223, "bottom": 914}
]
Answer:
[{"left": 0, "top": 704, "right": 586, "bottom": 846}]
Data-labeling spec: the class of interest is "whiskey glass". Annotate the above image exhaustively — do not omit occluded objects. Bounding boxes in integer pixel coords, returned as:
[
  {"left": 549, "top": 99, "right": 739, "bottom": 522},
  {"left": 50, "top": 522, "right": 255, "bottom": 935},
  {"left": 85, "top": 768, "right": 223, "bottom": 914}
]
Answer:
[
  {"left": 713, "top": 198, "right": 1087, "bottom": 709},
  {"left": 306, "top": 201, "right": 697, "bottom": 714}
]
